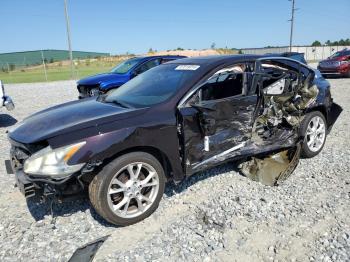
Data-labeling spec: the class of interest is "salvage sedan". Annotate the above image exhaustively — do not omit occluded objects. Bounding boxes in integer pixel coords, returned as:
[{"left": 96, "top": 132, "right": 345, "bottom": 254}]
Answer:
[{"left": 6, "top": 55, "right": 341, "bottom": 226}]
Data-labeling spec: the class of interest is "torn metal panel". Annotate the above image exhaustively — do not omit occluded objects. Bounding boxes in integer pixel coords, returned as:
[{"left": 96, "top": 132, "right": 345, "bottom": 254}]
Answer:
[
  {"left": 178, "top": 93, "right": 257, "bottom": 174},
  {"left": 239, "top": 143, "right": 301, "bottom": 186},
  {"left": 68, "top": 235, "right": 109, "bottom": 262}
]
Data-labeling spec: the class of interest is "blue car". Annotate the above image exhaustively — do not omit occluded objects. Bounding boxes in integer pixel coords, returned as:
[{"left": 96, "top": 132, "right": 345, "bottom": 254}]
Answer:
[{"left": 77, "top": 55, "right": 186, "bottom": 98}]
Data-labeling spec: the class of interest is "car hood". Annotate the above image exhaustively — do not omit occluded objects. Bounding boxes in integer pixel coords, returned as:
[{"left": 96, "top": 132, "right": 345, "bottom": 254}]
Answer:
[
  {"left": 77, "top": 73, "right": 129, "bottom": 88},
  {"left": 9, "top": 98, "right": 146, "bottom": 144}
]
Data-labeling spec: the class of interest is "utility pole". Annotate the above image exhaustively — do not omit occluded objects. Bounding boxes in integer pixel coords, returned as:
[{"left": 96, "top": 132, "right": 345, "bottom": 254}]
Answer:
[
  {"left": 288, "top": 0, "right": 296, "bottom": 52},
  {"left": 41, "top": 50, "right": 48, "bottom": 81},
  {"left": 64, "top": 0, "right": 74, "bottom": 78}
]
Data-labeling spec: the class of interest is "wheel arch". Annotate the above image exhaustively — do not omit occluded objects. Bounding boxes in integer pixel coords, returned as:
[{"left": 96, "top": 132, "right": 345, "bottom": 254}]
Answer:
[
  {"left": 306, "top": 105, "right": 328, "bottom": 123},
  {"left": 99, "top": 146, "right": 174, "bottom": 181}
]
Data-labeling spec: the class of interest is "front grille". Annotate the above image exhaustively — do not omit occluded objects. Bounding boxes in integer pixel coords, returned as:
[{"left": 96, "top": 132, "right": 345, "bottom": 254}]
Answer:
[{"left": 78, "top": 84, "right": 101, "bottom": 97}]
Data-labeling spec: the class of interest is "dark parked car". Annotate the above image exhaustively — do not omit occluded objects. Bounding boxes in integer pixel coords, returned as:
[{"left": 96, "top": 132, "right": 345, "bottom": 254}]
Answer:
[
  {"left": 1, "top": 80, "right": 14, "bottom": 111},
  {"left": 7, "top": 55, "right": 341, "bottom": 226},
  {"left": 77, "top": 55, "right": 186, "bottom": 98},
  {"left": 266, "top": 52, "right": 307, "bottom": 64},
  {"left": 318, "top": 49, "right": 350, "bottom": 77}
]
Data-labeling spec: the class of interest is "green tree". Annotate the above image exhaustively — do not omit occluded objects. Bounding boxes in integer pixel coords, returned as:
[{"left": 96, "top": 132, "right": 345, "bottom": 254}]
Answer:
[
  {"left": 311, "top": 40, "right": 322, "bottom": 46},
  {"left": 325, "top": 40, "right": 331, "bottom": 46},
  {"left": 211, "top": 42, "right": 216, "bottom": 49},
  {"left": 9, "top": 64, "right": 15, "bottom": 71},
  {"left": 339, "top": 39, "right": 346, "bottom": 45}
]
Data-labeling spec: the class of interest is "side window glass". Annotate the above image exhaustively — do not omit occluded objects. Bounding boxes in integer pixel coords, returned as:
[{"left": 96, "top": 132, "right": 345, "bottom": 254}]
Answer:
[
  {"left": 200, "top": 64, "right": 246, "bottom": 101},
  {"left": 261, "top": 59, "right": 299, "bottom": 95},
  {"left": 160, "top": 58, "right": 172, "bottom": 64},
  {"left": 135, "top": 59, "right": 161, "bottom": 75}
]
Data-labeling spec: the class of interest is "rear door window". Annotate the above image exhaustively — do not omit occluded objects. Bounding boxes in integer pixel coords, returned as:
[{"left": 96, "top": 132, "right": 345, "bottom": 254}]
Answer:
[
  {"left": 260, "top": 59, "right": 300, "bottom": 95},
  {"left": 199, "top": 64, "right": 247, "bottom": 101}
]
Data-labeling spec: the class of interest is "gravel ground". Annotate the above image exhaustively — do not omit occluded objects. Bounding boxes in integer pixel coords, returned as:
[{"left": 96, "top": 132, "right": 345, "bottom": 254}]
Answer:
[{"left": 0, "top": 78, "right": 349, "bottom": 262}]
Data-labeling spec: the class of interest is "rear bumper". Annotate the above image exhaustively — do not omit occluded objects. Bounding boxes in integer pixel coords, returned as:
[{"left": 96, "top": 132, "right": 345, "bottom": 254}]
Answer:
[{"left": 327, "top": 102, "right": 343, "bottom": 133}]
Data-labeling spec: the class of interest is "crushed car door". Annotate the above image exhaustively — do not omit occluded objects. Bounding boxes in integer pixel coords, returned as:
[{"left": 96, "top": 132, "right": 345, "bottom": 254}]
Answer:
[
  {"left": 178, "top": 64, "right": 257, "bottom": 174},
  {"left": 250, "top": 58, "right": 306, "bottom": 147}
]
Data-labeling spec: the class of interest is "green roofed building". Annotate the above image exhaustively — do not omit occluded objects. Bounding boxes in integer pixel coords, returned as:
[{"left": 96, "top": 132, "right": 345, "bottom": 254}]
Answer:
[{"left": 0, "top": 49, "right": 110, "bottom": 68}]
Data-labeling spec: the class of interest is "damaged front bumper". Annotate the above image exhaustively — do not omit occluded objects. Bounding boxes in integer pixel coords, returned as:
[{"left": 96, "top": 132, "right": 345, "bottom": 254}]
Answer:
[
  {"left": 5, "top": 160, "right": 39, "bottom": 198},
  {"left": 5, "top": 159, "right": 85, "bottom": 201}
]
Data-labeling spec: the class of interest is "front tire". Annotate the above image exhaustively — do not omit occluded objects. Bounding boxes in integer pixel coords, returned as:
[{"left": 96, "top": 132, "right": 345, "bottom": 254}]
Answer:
[
  {"left": 89, "top": 152, "right": 165, "bottom": 226},
  {"left": 300, "top": 111, "right": 327, "bottom": 158}
]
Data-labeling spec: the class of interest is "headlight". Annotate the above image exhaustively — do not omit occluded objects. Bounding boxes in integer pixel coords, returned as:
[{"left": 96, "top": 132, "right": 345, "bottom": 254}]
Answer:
[{"left": 24, "top": 141, "right": 86, "bottom": 178}]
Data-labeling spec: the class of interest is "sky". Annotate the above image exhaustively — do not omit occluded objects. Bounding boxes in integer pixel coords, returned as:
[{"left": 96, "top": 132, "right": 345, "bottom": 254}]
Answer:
[{"left": 1, "top": 0, "right": 349, "bottom": 54}]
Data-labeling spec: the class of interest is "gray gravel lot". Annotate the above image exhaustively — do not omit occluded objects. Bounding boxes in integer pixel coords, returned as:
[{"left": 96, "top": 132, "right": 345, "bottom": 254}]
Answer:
[{"left": 0, "top": 78, "right": 349, "bottom": 262}]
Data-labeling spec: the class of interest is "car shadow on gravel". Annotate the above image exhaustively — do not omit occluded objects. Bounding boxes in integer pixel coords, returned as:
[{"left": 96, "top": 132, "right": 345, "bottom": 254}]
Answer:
[
  {"left": 26, "top": 197, "right": 119, "bottom": 228},
  {"left": 164, "top": 161, "right": 243, "bottom": 197},
  {"left": 0, "top": 114, "right": 17, "bottom": 127}
]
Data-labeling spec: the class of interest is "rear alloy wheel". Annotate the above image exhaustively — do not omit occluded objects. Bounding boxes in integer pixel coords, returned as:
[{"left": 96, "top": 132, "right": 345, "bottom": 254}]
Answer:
[
  {"left": 89, "top": 152, "right": 165, "bottom": 226},
  {"left": 301, "top": 111, "right": 327, "bottom": 158}
]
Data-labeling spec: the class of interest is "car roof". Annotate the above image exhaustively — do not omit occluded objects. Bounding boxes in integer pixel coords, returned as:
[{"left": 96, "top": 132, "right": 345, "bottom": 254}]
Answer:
[
  {"left": 135, "top": 55, "right": 187, "bottom": 61},
  {"left": 167, "top": 54, "right": 264, "bottom": 69}
]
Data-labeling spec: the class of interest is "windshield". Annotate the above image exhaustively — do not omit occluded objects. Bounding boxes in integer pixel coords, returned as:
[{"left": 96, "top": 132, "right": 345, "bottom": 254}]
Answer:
[
  {"left": 289, "top": 54, "right": 307, "bottom": 64},
  {"left": 111, "top": 57, "right": 143, "bottom": 74},
  {"left": 105, "top": 64, "right": 198, "bottom": 108},
  {"left": 330, "top": 51, "right": 350, "bottom": 59}
]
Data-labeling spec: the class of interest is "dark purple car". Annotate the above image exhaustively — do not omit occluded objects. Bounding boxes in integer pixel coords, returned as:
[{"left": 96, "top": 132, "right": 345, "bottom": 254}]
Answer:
[{"left": 6, "top": 55, "right": 341, "bottom": 226}]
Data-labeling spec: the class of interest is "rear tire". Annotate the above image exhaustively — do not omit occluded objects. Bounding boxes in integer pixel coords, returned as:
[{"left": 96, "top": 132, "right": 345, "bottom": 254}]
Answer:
[
  {"left": 89, "top": 152, "right": 165, "bottom": 226},
  {"left": 300, "top": 111, "right": 327, "bottom": 158}
]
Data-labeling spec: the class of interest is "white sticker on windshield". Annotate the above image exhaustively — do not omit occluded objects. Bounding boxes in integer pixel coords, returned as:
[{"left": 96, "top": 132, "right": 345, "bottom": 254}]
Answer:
[{"left": 175, "top": 65, "right": 200, "bottom": 71}]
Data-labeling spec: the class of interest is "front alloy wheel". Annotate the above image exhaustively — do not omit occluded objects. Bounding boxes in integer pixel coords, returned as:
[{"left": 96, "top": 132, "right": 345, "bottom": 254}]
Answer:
[
  {"left": 107, "top": 162, "right": 160, "bottom": 219},
  {"left": 89, "top": 152, "right": 165, "bottom": 226}
]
